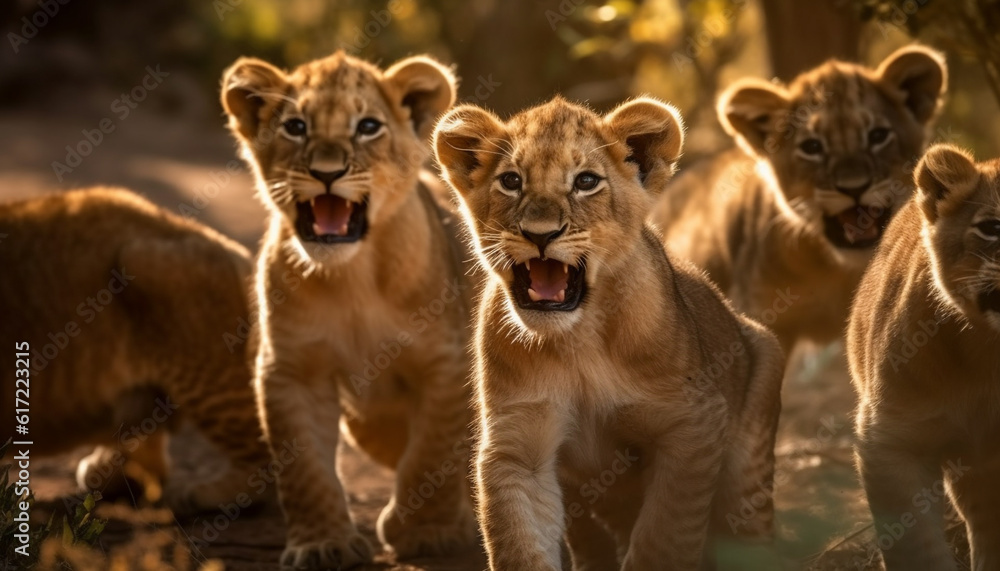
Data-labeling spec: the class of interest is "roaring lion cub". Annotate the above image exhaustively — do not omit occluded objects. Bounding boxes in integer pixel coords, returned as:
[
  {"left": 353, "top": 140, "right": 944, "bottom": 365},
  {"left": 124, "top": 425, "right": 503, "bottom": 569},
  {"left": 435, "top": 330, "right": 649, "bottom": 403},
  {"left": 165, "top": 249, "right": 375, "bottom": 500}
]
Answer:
[
  {"left": 434, "top": 96, "right": 785, "bottom": 570},
  {"left": 849, "top": 145, "right": 1000, "bottom": 570},
  {"left": 0, "top": 187, "right": 268, "bottom": 513},
  {"left": 651, "top": 46, "right": 947, "bottom": 354},
  {"left": 221, "top": 51, "right": 475, "bottom": 568}
]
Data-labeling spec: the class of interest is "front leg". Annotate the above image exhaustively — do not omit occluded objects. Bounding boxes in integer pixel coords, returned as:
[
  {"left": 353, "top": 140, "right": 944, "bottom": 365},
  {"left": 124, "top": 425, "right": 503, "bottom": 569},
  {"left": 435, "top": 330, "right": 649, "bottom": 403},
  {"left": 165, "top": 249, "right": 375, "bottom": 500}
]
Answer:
[
  {"left": 478, "top": 400, "right": 568, "bottom": 571},
  {"left": 376, "top": 353, "right": 477, "bottom": 558},
  {"left": 257, "top": 353, "right": 373, "bottom": 570},
  {"left": 856, "top": 437, "right": 956, "bottom": 571},
  {"left": 622, "top": 404, "right": 726, "bottom": 571}
]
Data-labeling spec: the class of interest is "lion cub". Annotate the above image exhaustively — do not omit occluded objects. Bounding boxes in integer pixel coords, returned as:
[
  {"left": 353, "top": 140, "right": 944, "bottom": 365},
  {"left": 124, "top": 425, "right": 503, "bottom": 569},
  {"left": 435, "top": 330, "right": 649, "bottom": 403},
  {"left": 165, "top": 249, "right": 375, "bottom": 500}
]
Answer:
[
  {"left": 0, "top": 187, "right": 268, "bottom": 513},
  {"left": 850, "top": 145, "right": 1000, "bottom": 570},
  {"left": 651, "top": 46, "right": 947, "bottom": 354},
  {"left": 221, "top": 52, "right": 475, "bottom": 568},
  {"left": 434, "top": 97, "right": 785, "bottom": 570}
]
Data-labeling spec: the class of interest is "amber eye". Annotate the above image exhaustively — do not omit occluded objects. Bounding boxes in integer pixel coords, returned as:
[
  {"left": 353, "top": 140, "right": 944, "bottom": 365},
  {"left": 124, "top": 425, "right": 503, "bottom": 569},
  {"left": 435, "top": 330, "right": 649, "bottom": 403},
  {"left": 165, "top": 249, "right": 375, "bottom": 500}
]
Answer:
[
  {"left": 868, "top": 127, "right": 891, "bottom": 146},
  {"left": 573, "top": 172, "right": 602, "bottom": 193},
  {"left": 498, "top": 172, "right": 522, "bottom": 193},
  {"left": 974, "top": 219, "right": 1000, "bottom": 240},
  {"left": 282, "top": 118, "right": 307, "bottom": 137},
  {"left": 798, "top": 138, "right": 824, "bottom": 156},
  {"left": 356, "top": 117, "right": 383, "bottom": 136}
]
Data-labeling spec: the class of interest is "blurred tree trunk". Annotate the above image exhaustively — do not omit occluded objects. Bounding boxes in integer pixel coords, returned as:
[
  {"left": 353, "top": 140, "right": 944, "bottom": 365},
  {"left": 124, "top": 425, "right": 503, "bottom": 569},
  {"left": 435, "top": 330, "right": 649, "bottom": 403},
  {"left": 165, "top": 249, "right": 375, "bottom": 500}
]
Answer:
[
  {"left": 436, "top": 0, "right": 578, "bottom": 114},
  {"left": 760, "top": 0, "right": 862, "bottom": 80}
]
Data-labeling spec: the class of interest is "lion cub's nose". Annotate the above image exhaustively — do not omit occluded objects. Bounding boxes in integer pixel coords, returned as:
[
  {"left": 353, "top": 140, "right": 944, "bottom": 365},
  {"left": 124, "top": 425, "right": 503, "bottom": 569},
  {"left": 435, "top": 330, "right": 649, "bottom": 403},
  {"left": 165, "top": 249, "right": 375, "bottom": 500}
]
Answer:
[
  {"left": 309, "top": 167, "right": 349, "bottom": 188},
  {"left": 520, "top": 224, "right": 567, "bottom": 258}
]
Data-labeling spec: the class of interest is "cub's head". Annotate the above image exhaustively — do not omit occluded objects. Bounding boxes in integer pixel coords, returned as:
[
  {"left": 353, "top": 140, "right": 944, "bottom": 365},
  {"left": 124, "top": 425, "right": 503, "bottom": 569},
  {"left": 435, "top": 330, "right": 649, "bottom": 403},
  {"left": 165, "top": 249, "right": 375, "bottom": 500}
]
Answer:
[
  {"left": 720, "top": 45, "right": 946, "bottom": 251},
  {"left": 916, "top": 144, "right": 1000, "bottom": 331},
  {"left": 434, "top": 96, "right": 683, "bottom": 332},
  {"left": 221, "top": 52, "right": 456, "bottom": 264}
]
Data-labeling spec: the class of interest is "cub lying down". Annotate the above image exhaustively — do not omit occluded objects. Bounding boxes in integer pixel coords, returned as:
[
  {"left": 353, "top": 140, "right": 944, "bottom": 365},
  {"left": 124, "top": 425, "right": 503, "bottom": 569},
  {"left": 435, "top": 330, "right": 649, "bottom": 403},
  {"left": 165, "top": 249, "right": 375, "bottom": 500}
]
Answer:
[
  {"left": 850, "top": 145, "right": 1000, "bottom": 571},
  {"left": 0, "top": 187, "right": 268, "bottom": 513},
  {"left": 435, "top": 96, "right": 785, "bottom": 570}
]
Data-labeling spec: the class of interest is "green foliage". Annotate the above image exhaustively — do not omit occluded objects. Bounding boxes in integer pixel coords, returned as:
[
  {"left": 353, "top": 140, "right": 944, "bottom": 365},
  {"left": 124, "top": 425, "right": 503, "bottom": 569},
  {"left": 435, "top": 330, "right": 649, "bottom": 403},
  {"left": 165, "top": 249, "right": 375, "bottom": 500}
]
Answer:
[{"left": 0, "top": 438, "right": 105, "bottom": 569}]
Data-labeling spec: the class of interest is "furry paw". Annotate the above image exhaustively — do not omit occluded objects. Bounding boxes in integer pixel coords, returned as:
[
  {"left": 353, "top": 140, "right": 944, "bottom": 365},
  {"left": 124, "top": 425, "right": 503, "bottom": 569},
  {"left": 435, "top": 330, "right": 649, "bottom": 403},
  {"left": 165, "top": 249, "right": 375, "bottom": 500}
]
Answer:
[
  {"left": 377, "top": 498, "right": 478, "bottom": 558},
  {"left": 279, "top": 535, "right": 374, "bottom": 570},
  {"left": 75, "top": 446, "right": 135, "bottom": 499}
]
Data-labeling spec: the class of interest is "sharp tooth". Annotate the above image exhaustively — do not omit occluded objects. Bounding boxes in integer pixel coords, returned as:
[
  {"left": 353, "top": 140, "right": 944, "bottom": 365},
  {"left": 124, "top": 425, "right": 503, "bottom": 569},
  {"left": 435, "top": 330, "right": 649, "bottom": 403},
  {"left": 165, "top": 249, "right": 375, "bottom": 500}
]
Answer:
[
  {"left": 528, "top": 288, "right": 542, "bottom": 302},
  {"left": 339, "top": 223, "right": 349, "bottom": 235},
  {"left": 525, "top": 259, "right": 531, "bottom": 271},
  {"left": 563, "top": 263, "right": 568, "bottom": 275},
  {"left": 555, "top": 289, "right": 566, "bottom": 303}
]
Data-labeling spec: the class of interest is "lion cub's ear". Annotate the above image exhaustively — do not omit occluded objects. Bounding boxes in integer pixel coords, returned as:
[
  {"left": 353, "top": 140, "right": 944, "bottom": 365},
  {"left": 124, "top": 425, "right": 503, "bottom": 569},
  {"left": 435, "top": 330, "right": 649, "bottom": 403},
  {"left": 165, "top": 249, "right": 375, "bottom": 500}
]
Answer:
[
  {"left": 384, "top": 56, "right": 457, "bottom": 140},
  {"left": 604, "top": 97, "right": 685, "bottom": 192},
  {"left": 433, "top": 105, "right": 506, "bottom": 196},
  {"left": 221, "top": 57, "right": 289, "bottom": 142},
  {"left": 916, "top": 144, "right": 980, "bottom": 223},
  {"left": 877, "top": 45, "right": 947, "bottom": 125},
  {"left": 717, "top": 79, "right": 790, "bottom": 158}
]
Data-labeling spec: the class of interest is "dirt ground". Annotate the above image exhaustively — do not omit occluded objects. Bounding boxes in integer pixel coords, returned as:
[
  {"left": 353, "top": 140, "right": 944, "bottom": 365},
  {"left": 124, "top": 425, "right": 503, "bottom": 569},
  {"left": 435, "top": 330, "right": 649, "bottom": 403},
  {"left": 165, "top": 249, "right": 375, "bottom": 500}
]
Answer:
[{"left": 0, "top": 105, "right": 962, "bottom": 570}]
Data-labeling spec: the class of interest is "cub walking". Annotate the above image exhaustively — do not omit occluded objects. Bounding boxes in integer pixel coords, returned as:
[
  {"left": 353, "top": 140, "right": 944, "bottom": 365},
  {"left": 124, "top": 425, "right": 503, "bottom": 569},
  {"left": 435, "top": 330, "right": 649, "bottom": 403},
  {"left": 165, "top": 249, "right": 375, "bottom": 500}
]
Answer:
[
  {"left": 435, "top": 96, "right": 784, "bottom": 570},
  {"left": 850, "top": 145, "right": 1000, "bottom": 570}
]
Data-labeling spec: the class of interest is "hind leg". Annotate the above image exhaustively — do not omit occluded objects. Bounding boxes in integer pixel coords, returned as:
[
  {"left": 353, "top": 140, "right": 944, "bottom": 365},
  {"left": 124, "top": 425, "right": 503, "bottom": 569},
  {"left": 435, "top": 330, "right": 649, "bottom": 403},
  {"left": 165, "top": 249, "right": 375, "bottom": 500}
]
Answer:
[
  {"left": 376, "top": 355, "right": 476, "bottom": 558},
  {"left": 713, "top": 325, "right": 783, "bottom": 541},
  {"left": 947, "top": 455, "right": 1000, "bottom": 571},
  {"left": 76, "top": 431, "right": 168, "bottom": 503},
  {"left": 164, "top": 372, "right": 272, "bottom": 515}
]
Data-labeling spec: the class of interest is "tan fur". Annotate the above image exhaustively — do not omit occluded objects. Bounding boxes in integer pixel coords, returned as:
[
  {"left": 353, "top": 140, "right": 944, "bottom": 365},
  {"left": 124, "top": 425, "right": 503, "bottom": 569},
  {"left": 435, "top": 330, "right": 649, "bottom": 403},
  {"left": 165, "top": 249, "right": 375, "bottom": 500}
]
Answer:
[
  {"left": 435, "top": 97, "right": 785, "bottom": 570},
  {"left": 0, "top": 187, "right": 268, "bottom": 513},
  {"left": 849, "top": 145, "right": 1000, "bottom": 570},
  {"left": 221, "top": 51, "right": 476, "bottom": 569},
  {"left": 651, "top": 46, "right": 947, "bottom": 354}
]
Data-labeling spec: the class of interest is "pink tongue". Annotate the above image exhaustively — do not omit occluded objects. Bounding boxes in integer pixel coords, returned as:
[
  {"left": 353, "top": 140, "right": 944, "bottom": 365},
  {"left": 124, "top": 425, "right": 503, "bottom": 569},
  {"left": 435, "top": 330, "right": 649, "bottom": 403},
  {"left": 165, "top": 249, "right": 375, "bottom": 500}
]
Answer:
[
  {"left": 838, "top": 209, "right": 880, "bottom": 243},
  {"left": 529, "top": 259, "right": 569, "bottom": 300},
  {"left": 312, "top": 194, "right": 352, "bottom": 236}
]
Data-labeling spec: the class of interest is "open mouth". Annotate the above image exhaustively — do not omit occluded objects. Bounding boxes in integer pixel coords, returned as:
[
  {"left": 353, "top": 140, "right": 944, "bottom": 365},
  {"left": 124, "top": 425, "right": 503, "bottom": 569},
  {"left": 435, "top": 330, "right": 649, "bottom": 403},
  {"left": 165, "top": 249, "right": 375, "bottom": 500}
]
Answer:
[
  {"left": 295, "top": 194, "right": 369, "bottom": 243},
  {"left": 977, "top": 289, "right": 1000, "bottom": 314},
  {"left": 510, "top": 258, "right": 586, "bottom": 312},
  {"left": 822, "top": 206, "right": 892, "bottom": 249}
]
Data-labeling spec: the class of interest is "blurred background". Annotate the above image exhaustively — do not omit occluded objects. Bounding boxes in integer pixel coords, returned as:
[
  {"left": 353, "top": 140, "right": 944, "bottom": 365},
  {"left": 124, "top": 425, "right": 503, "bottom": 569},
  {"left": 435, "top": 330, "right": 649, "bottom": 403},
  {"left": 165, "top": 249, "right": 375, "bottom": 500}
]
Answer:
[{"left": 1, "top": 1, "right": 998, "bottom": 569}]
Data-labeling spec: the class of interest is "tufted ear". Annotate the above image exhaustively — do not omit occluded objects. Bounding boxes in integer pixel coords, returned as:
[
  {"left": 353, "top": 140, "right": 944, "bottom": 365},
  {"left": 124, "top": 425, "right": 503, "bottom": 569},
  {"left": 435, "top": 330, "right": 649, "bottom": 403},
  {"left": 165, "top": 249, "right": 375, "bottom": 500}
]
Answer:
[
  {"left": 603, "top": 97, "right": 685, "bottom": 192},
  {"left": 877, "top": 45, "right": 947, "bottom": 125},
  {"left": 916, "top": 144, "right": 979, "bottom": 223},
  {"left": 221, "top": 57, "right": 289, "bottom": 141},
  {"left": 384, "top": 56, "right": 458, "bottom": 140},
  {"left": 717, "top": 79, "right": 790, "bottom": 158},
  {"left": 433, "top": 105, "right": 506, "bottom": 197}
]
